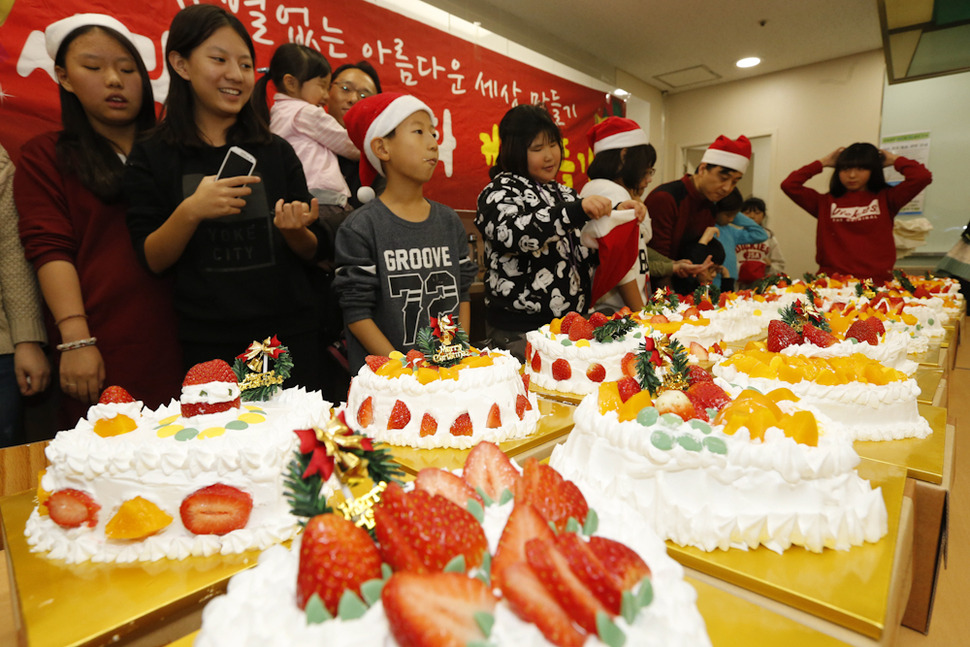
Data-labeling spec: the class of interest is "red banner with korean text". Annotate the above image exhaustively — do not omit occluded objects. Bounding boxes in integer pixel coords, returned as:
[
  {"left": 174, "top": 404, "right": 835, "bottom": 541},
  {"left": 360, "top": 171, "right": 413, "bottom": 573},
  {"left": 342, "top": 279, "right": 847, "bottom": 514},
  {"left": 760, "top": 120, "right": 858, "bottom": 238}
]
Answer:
[{"left": 0, "top": 0, "right": 608, "bottom": 209}]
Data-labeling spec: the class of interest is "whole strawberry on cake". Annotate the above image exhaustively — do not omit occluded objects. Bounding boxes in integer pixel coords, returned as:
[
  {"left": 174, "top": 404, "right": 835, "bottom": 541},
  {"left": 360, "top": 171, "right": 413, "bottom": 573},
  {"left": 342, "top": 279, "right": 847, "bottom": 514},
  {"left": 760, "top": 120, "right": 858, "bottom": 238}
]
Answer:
[
  {"left": 550, "top": 341, "right": 888, "bottom": 554},
  {"left": 766, "top": 295, "right": 918, "bottom": 375},
  {"left": 26, "top": 353, "right": 333, "bottom": 564},
  {"left": 195, "top": 441, "right": 711, "bottom": 647},
  {"left": 345, "top": 316, "right": 540, "bottom": 449}
]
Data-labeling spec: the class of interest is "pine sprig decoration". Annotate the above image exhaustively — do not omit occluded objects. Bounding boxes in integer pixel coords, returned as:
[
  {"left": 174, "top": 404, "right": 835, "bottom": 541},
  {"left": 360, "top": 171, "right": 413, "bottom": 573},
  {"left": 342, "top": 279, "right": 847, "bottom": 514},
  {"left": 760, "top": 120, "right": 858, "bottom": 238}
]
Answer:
[
  {"left": 754, "top": 273, "right": 785, "bottom": 295},
  {"left": 692, "top": 283, "right": 720, "bottom": 305},
  {"left": 364, "top": 444, "right": 406, "bottom": 486},
  {"left": 803, "top": 288, "right": 830, "bottom": 331},
  {"left": 779, "top": 302, "right": 802, "bottom": 332},
  {"left": 893, "top": 269, "right": 916, "bottom": 294},
  {"left": 642, "top": 287, "right": 680, "bottom": 314},
  {"left": 284, "top": 454, "right": 332, "bottom": 524},
  {"left": 803, "top": 272, "right": 819, "bottom": 283},
  {"left": 416, "top": 327, "right": 437, "bottom": 358},
  {"left": 593, "top": 316, "right": 638, "bottom": 343},
  {"left": 663, "top": 338, "right": 690, "bottom": 389},
  {"left": 635, "top": 341, "right": 661, "bottom": 395}
]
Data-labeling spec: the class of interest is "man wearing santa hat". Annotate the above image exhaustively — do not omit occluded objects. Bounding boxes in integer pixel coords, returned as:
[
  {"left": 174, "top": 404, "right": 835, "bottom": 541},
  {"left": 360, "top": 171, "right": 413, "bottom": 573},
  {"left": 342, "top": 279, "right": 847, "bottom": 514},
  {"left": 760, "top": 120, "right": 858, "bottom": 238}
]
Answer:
[{"left": 645, "top": 135, "right": 751, "bottom": 264}]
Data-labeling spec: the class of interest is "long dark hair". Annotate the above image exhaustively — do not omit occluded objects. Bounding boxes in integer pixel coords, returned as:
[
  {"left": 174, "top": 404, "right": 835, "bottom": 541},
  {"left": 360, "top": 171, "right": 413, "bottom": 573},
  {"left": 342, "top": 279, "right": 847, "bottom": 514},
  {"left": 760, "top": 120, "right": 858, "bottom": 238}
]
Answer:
[
  {"left": 587, "top": 144, "right": 656, "bottom": 192},
  {"left": 252, "top": 43, "right": 331, "bottom": 123},
  {"left": 54, "top": 25, "right": 154, "bottom": 201},
  {"left": 157, "top": 4, "right": 272, "bottom": 149},
  {"left": 490, "top": 104, "right": 562, "bottom": 180},
  {"left": 830, "top": 142, "right": 888, "bottom": 197}
]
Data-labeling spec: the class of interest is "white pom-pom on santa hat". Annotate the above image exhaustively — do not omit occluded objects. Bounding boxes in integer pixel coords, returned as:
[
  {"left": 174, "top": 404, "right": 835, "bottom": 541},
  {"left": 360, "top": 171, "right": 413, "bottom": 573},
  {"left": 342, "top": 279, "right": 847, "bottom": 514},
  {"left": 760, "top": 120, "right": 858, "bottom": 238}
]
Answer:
[
  {"left": 700, "top": 135, "right": 752, "bottom": 174},
  {"left": 586, "top": 117, "right": 649, "bottom": 155},
  {"left": 344, "top": 92, "right": 435, "bottom": 195}
]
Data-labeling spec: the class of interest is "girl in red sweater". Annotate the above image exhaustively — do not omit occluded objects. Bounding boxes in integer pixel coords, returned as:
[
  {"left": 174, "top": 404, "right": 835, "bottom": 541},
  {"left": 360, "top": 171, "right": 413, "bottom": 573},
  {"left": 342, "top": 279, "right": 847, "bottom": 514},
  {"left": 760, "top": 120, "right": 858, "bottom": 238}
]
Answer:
[
  {"left": 781, "top": 143, "right": 931, "bottom": 284},
  {"left": 15, "top": 15, "right": 182, "bottom": 425}
]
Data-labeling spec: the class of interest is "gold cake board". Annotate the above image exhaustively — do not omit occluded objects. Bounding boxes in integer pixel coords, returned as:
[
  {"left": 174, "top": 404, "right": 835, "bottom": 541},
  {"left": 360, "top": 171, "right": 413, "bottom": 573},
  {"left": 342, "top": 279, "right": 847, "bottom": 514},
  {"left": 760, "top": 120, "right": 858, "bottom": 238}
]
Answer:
[
  {"left": 853, "top": 403, "right": 949, "bottom": 485},
  {"left": 665, "top": 459, "right": 909, "bottom": 640},
  {"left": 528, "top": 382, "right": 584, "bottom": 406},
  {"left": 387, "top": 398, "right": 575, "bottom": 476},
  {"left": 0, "top": 491, "right": 269, "bottom": 647},
  {"left": 914, "top": 366, "right": 945, "bottom": 406}
]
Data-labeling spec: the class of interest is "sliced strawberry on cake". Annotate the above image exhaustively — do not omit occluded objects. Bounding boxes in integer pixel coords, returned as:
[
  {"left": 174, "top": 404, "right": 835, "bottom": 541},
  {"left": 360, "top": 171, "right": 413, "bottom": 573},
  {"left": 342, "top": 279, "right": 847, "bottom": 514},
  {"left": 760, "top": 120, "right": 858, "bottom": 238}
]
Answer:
[
  {"left": 180, "top": 359, "right": 241, "bottom": 418},
  {"left": 415, "top": 468, "right": 483, "bottom": 510},
  {"left": 461, "top": 440, "right": 521, "bottom": 501},
  {"left": 47, "top": 489, "right": 100, "bottom": 529},
  {"left": 491, "top": 502, "right": 556, "bottom": 591},
  {"left": 514, "top": 459, "right": 588, "bottom": 533},
  {"left": 296, "top": 513, "right": 382, "bottom": 613},
  {"left": 382, "top": 571, "right": 496, "bottom": 647},
  {"left": 180, "top": 483, "right": 253, "bottom": 535},
  {"left": 374, "top": 481, "right": 487, "bottom": 572}
]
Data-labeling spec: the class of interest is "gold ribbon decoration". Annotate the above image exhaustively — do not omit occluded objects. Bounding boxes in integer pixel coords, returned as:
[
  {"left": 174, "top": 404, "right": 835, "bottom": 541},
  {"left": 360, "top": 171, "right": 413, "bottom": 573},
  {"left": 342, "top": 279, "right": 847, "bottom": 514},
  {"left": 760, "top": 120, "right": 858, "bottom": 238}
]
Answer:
[
  {"left": 312, "top": 414, "right": 371, "bottom": 483},
  {"left": 237, "top": 336, "right": 282, "bottom": 373}
]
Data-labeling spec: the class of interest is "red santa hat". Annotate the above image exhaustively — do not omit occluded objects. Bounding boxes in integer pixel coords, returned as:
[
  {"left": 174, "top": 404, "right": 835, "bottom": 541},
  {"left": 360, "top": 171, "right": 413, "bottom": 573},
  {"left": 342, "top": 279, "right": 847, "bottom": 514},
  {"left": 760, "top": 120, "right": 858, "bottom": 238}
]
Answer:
[
  {"left": 700, "top": 135, "right": 751, "bottom": 173},
  {"left": 343, "top": 92, "right": 435, "bottom": 202},
  {"left": 586, "top": 117, "right": 649, "bottom": 154},
  {"left": 45, "top": 14, "right": 134, "bottom": 60},
  {"left": 581, "top": 211, "right": 641, "bottom": 304}
]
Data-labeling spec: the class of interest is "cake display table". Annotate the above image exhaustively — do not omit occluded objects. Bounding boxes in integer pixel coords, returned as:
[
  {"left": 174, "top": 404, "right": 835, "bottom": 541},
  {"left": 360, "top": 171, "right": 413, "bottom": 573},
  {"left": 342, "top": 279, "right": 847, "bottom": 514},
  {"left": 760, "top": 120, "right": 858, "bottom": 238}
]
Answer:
[{"left": 664, "top": 459, "right": 910, "bottom": 640}]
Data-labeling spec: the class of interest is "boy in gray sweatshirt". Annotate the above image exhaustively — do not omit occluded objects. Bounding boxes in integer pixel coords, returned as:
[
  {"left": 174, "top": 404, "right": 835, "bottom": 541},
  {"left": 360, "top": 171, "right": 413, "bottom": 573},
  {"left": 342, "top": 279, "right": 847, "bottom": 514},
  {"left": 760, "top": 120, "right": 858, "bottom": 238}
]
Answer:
[{"left": 334, "top": 93, "right": 477, "bottom": 373}]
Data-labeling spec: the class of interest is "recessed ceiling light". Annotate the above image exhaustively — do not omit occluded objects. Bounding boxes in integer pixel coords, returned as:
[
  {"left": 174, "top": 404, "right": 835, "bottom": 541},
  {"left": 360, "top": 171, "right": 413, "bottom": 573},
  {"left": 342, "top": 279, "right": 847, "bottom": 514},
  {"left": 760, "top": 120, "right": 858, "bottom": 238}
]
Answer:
[
  {"left": 736, "top": 57, "right": 761, "bottom": 68},
  {"left": 612, "top": 88, "right": 631, "bottom": 100}
]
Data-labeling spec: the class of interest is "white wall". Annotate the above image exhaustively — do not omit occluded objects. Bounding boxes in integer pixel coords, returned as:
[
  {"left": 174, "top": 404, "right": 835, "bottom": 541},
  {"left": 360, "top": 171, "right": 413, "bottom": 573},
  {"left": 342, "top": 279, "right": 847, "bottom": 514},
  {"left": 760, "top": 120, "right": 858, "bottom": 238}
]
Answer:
[
  {"left": 881, "top": 70, "right": 970, "bottom": 255},
  {"left": 662, "top": 50, "right": 886, "bottom": 278}
]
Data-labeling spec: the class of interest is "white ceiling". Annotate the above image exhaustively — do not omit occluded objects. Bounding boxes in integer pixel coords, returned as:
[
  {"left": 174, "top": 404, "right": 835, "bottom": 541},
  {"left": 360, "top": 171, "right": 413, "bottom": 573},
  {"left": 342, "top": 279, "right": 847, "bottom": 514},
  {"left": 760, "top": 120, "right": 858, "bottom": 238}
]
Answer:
[{"left": 418, "top": 0, "right": 884, "bottom": 92}]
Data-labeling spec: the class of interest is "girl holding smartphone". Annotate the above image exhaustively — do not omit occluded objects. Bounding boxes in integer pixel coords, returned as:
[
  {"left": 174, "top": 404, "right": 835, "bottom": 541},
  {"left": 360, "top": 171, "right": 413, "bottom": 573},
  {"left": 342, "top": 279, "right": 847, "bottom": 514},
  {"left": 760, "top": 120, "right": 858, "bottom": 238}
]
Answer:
[{"left": 124, "top": 4, "right": 325, "bottom": 388}]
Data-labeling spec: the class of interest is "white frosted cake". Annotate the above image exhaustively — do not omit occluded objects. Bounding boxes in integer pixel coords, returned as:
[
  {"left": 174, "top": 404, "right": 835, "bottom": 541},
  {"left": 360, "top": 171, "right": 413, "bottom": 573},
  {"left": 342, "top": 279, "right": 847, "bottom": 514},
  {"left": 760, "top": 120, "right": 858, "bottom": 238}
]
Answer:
[
  {"left": 26, "top": 382, "right": 331, "bottom": 564},
  {"left": 346, "top": 349, "right": 540, "bottom": 449},
  {"left": 524, "top": 313, "right": 645, "bottom": 395},
  {"left": 712, "top": 348, "right": 931, "bottom": 441},
  {"left": 551, "top": 385, "right": 888, "bottom": 553},
  {"left": 195, "top": 449, "right": 711, "bottom": 647}
]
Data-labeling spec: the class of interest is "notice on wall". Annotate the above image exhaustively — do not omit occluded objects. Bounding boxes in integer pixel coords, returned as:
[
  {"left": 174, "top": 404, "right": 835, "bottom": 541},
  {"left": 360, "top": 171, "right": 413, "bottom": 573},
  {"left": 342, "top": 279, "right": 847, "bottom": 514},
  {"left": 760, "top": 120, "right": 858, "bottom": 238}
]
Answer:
[{"left": 880, "top": 131, "right": 931, "bottom": 215}]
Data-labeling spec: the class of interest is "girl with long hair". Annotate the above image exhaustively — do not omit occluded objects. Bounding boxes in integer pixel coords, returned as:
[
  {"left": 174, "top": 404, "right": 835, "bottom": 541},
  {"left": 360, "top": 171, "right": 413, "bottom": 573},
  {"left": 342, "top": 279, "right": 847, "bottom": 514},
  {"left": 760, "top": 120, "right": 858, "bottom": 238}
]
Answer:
[
  {"left": 15, "top": 14, "right": 182, "bottom": 425},
  {"left": 124, "top": 4, "right": 325, "bottom": 389}
]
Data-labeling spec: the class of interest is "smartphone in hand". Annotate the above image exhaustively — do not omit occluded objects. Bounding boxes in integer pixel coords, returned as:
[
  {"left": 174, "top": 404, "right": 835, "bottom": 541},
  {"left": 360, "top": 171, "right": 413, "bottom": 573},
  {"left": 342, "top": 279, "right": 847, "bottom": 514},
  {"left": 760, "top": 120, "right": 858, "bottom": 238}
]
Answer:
[{"left": 216, "top": 146, "right": 257, "bottom": 180}]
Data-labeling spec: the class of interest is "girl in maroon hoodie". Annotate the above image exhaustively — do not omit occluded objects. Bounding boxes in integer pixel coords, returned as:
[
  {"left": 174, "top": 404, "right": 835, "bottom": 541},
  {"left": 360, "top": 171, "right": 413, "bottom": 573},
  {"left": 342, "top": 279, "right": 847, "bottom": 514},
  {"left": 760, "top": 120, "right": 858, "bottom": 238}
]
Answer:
[{"left": 781, "top": 142, "right": 931, "bottom": 284}]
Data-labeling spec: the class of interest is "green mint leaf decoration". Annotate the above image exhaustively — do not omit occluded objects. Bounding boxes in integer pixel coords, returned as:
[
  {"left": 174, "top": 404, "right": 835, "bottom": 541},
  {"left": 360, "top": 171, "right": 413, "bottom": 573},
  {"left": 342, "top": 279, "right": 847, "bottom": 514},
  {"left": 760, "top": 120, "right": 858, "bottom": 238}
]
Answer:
[
  {"left": 304, "top": 593, "right": 333, "bottom": 624},
  {"left": 596, "top": 611, "right": 627, "bottom": 647}
]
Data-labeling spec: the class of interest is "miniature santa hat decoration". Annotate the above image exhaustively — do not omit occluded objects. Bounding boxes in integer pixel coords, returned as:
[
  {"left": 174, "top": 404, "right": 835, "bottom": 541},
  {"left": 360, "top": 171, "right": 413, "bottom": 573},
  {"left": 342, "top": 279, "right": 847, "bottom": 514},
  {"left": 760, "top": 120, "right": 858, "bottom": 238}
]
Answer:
[
  {"left": 587, "top": 117, "right": 649, "bottom": 154},
  {"left": 45, "top": 14, "right": 134, "bottom": 60},
  {"left": 343, "top": 92, "right": 435, "bottom": 202},
  {"left": 700, "top": 134, "right": 752, "bottom": 173},
  {"left": 180, "top": 359, "right": 241, "bottom": 418}
]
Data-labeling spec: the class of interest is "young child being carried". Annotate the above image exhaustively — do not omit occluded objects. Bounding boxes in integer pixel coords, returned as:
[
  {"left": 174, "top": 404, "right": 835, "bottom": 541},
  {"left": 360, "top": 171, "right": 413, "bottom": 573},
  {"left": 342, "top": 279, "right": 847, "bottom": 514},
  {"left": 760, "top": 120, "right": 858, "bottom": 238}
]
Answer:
[
  {"left": 252, "top": 43, "right": 360, "bottom": 215},
  {"left": 333, "top": 94, "right": 477, "bottom": 373}
]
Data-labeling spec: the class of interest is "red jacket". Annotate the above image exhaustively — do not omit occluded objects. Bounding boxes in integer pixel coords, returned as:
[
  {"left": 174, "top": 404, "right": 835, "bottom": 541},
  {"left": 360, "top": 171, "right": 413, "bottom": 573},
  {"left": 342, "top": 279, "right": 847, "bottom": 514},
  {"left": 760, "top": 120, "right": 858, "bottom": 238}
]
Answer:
[
  {"left": 781, "top": 157, "right": 931, "bottom": 283},
  {"left": 645, "top": 174, "right": 716, "bottom": 259}
]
